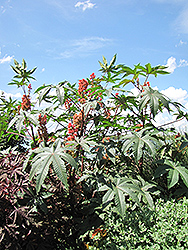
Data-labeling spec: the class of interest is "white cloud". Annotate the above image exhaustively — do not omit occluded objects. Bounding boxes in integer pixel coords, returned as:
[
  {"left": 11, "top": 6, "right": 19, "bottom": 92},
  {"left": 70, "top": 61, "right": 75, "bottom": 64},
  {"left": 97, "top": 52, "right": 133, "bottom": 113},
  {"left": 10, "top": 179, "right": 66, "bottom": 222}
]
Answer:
[
  {"left": 156, "top": 86, "right": 188, "bottom": 130},
  {"left": 175, "top": 7, "right": 188, "bottom": 34},
  {"left": 41, "top": 68, "right": 45, "bottom": 72},
  {"left": 178, "top": 59, "right": 188, "bottom": 67},
  {"left": 165, "top": 56, "right": 188, "bottom": 73},
  {"left": 165, "top": 57, "right": 177, "bottom": 73},
  {"left": 1, "top": 5, "right": 6, "bottom": 14},
  {"left": 175, "top": 39, "right": 187, "bottom": 47},
  {"left": 0, "top": 90, "right": 22, "bottom": 99},
  {"left": 75, "top": 0, "right": 95, "bottom": 11},
  {"left": 60, "top": 37, "right": 113, "bottom": 58},
  {"left": 0, "top": 54, "right": 14, "bottom": 64},
  {"left": 161, "top": 87, "right": 188, "bottom": 103}
]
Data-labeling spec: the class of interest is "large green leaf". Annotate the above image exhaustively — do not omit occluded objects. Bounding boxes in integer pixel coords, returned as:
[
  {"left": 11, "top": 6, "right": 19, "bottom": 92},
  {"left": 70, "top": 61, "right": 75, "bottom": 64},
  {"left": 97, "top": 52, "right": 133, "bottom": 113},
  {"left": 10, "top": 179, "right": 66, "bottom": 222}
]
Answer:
[
  {"left": 155, "top": 159, "right": 188, "bottom": 189},
  {"left": 8, "top": 110, "right": 39, "bottom": 133},
  {"left": 114, "top": 186, "right": 125, "bottom": 215},
  {"left": 102, "top": 189, "right": 114, "bottom": 204},
  {"left": 36, "top": 154, "right": 53, "bottom": 193},
  {"left": 132, "top": 176, "right": 157, "bottom": 210},
  {"left": 176, "top": 166, "right": 188, "bottom": 188},
  {"left": 122, "top": 129, "right": 157, "bottom": 162},
  {"left": 26, "top": 141, "right": 77, "bottom": 193},
  {"left": 99, "top": 176, "right": 143, "bottom": 216},
  {"left": 138, "top": 87, "right": 170, "bottom": 117}
]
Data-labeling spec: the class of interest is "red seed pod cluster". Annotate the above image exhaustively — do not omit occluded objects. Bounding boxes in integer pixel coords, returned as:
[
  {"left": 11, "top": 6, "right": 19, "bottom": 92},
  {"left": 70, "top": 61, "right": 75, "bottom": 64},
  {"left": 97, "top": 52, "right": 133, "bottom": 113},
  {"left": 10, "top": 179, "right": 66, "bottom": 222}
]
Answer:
[
  {"left": 78, "top": 98, "right": 86, "bottom": 104},
  {"left": 17, "top": 105, "right": 21, "bottom": 114},
  {"left": 38, "top": 114, "right": 48, "bottom": 142},
  {"left": 28, "top": 84, "right": 32, "bottom": 95},
  {"left": 67, "top": 122, "right": 78, "bottom": 141},
  {"left": 65, "top": 99, "right": 72, "bottom": 109},
  {"left": 96, "top": 91, "right": 102, "bottom": 101},
  {"left": 102, "top": 137, "right": 110, "bottom": 143},
  {"left": 90, "top": 73, "right": 96, "bottom": 80},
  {"left": 136, "top": 78, "right": 140, "bottom": 87},
  {"left": 143, "top": 81, "right": 150, "bottom": 87},
  {"left": 28, "top": 83, "right": 32, "bottom": 90},
  {"left": 175, "top": 132, "right": 181, "bottom": 139},
  {"left": 78, "top": 79, "right": 89, "bottom": 96},
  {"left": 73, "top": 112, "right": 83, "bottom": 128},
  {"left": 21, "top": 95, "right": 31, "bottom": 111},
  {"left": 135, "top": 123, "right": 143, "bottom": 132}
]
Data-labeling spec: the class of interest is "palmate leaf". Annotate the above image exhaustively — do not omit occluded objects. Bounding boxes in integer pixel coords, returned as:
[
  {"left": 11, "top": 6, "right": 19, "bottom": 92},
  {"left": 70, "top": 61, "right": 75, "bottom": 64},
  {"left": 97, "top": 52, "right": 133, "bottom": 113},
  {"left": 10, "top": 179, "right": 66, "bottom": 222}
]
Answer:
[
  {"left": 7, "top": 112, "right": 25, "bottom": 133},
  {"left": 155, "top": 159, "right": 188, "bottom": 189},
  {"left": 26, "top": 141, "right": 77, "bottom": 193},
  {"left": 102, "top": 189, "right": 114, "bottom": 204},
  {"left": 99, "top": 177, "right": 143, "bottom": 216},
  {"left": 35, "top": 154, "right": 53, "bottom": 194},
  {"left": 7, "top": 111, "right": 39, "bottom": 133},
  {"left": 25, "top": 112, "right": 39, "bottom": 126},
  {"left": 135, "top": 176, "right": 158, "bottom": 209},
  {"left": 122, "top": 129, "right": 157, "bottom": 162},
  {"left": 176, "top": 166, "right": 188, "bottom": 188},
  {"left": 138, "top": 86, "right": 170, "bottom": 117}
]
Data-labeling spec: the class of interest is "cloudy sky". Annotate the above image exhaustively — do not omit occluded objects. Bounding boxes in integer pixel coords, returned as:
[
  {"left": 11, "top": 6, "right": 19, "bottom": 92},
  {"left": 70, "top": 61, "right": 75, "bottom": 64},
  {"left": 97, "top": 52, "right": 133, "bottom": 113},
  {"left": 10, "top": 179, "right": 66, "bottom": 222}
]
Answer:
[{"left": 0, "top": 0, "right": 188, "bottom": 128}]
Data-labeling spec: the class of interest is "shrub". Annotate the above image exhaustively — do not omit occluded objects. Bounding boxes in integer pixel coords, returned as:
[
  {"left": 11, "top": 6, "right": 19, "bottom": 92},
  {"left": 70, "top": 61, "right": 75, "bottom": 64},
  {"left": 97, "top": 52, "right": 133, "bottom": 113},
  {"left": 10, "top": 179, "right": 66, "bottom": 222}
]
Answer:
[
  {"left": 83, "top": 197, "right": 188, "bottom": 250},
  {"left": 0, "top": 93, "right": 27, "bottom": 151},
  {"left": 0, "top": 55, "right": 188, "bottom": 249}
]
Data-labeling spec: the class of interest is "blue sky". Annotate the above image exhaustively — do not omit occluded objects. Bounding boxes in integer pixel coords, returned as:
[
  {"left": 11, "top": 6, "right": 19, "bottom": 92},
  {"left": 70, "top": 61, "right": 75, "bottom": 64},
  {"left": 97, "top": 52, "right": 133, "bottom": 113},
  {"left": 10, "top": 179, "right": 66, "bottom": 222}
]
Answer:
[{"left": 0, "top": 0, "right": 188, "bottom": 128}]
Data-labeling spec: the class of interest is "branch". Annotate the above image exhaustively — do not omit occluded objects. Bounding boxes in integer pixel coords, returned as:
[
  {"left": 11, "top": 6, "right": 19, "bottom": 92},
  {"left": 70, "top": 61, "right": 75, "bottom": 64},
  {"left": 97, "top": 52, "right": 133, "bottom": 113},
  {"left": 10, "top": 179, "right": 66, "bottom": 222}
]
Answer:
[{"left": 157, "top": 117, "right": 184, "bottom": 128}]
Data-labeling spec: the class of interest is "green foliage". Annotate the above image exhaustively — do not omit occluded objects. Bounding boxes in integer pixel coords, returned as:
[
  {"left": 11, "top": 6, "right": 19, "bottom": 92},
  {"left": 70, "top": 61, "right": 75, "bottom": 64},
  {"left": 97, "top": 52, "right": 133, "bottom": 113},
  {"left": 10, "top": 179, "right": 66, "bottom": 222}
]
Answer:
[
  {"left": 1, "top": 55, "right": 188, "bottom": 249},
  {"left": 25, "top": 139, "right": 77, "bottom": 193},
  {"left": 155, "top": 158, "right": 188, "bottom": 189},
  {"left": 83, "top": 198, "right": 188, "bottom": 249},
  {"left": 9, "top": 59, "right": 37, "bottom": 87},
  {"left": 99, "top": 176, "right": 142, "bottom": 215},
  {"left": 121, "top": 127, "right": 159, "bottom": 163},
  {"left": 138, "top": 86, "right": 170, "bottom": 118},
  {"left": 0, "top": 92, "right": 27, "bottom": 151}
]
